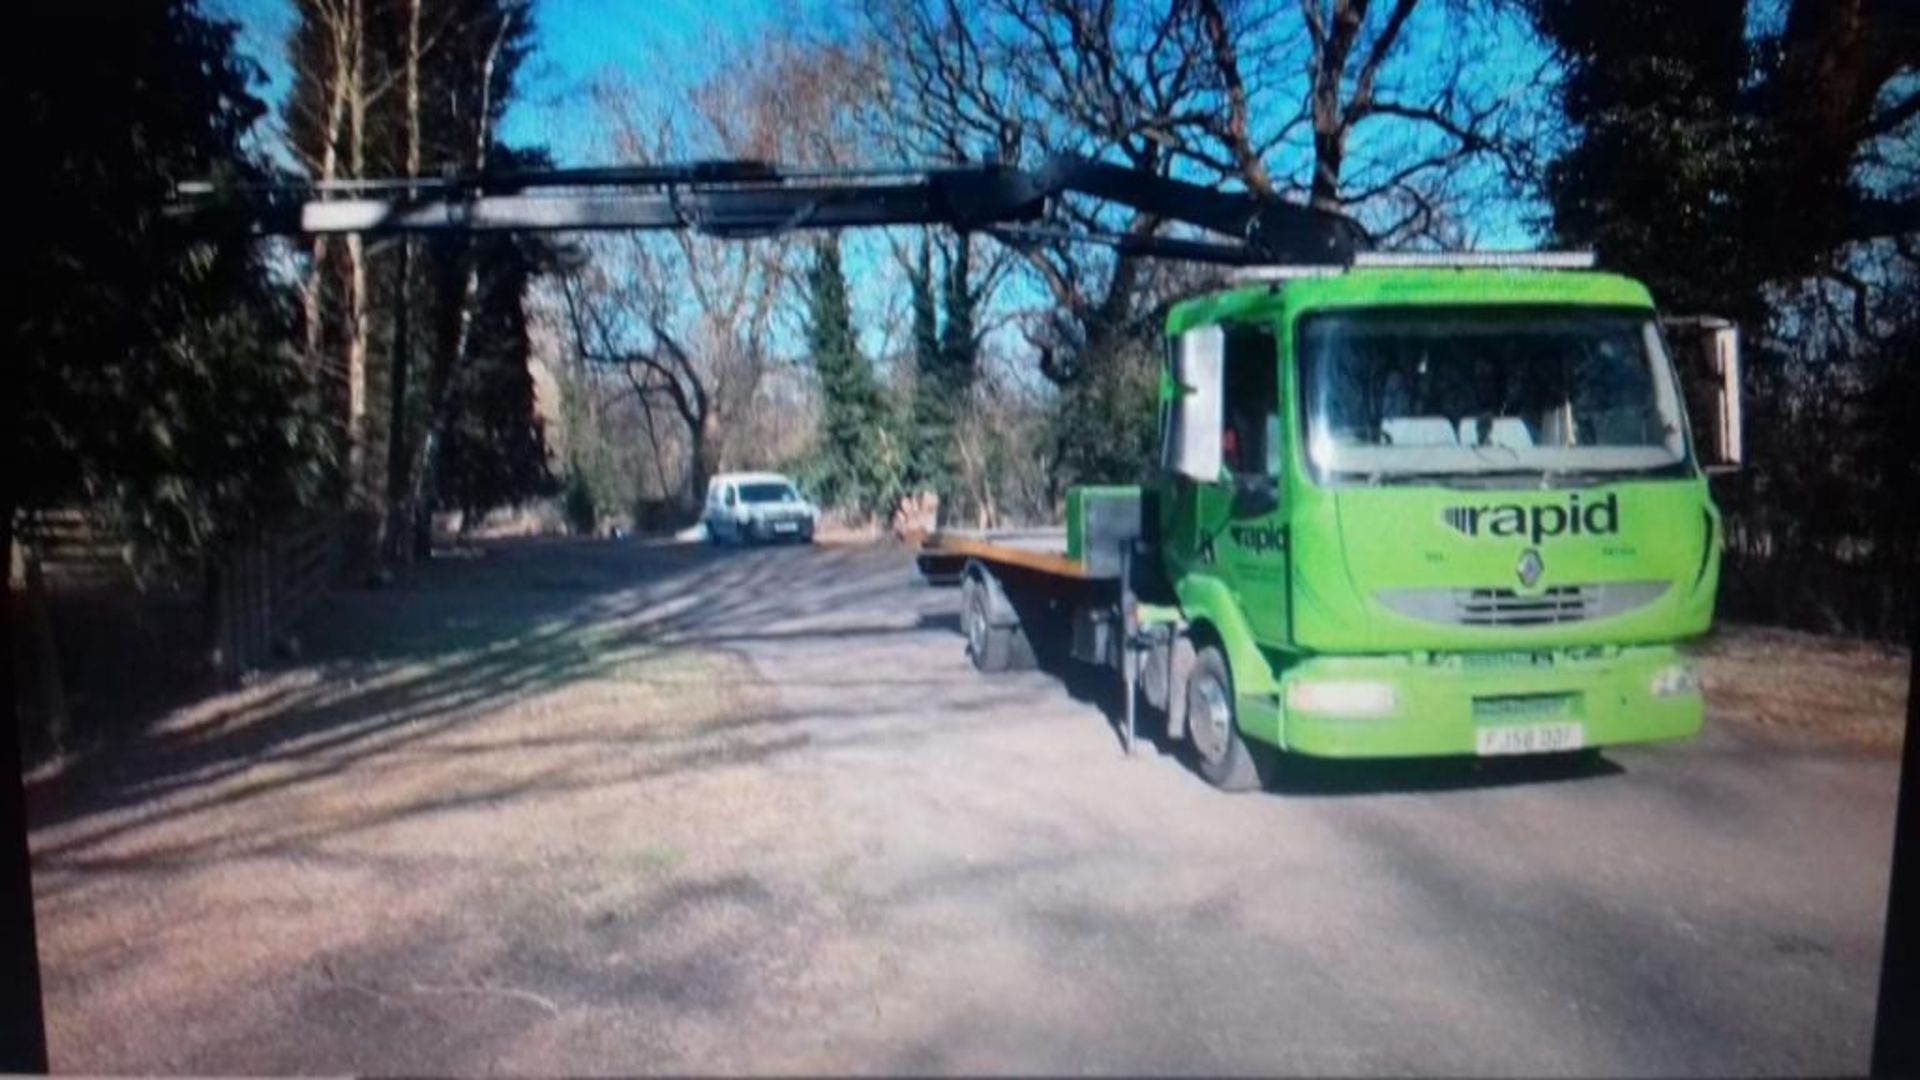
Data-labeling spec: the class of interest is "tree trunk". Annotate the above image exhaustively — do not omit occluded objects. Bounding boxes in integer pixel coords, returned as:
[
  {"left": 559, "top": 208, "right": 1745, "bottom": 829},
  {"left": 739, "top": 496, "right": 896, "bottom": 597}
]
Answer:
[
  {"left": 412, "top": 10, "right": 512, "bottom": 559},
  {"left": 688, "top": 411, "right": 721, "bottom": 512},
  {"left": 201, "top": 550, "right": 228, "bottom": 679},
  {"left": 299, "top": 16, "right": 351, "bottom": 371},
  {"left": 404, "top": 0, "right": 421, "bottom": 184},
  {"left": 383, "top": 236, "right": 414, "bottom": 566},
  {"left": 344, "top": 0, "right": 371, "bottom": 507},
  {"left": 1307, "top": 0, "right": 1357, "bottom": 214},
  {"left": 12, "top": 529, "right": 67, "bottom": 756},
  {"left": 385, "top": 0, "right": 429, "bottom": 566},
  {"left": 346, "top": 233, "right": 369, "bottom": 487}
]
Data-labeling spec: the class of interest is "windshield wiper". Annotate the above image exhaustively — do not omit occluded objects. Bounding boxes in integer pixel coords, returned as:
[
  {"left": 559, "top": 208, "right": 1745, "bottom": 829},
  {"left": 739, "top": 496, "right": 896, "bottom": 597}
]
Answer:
[
  {"left": 1360, "top": 468, "right": 1606, "bottom": 489},
  {"left": 1436, "top": 468, "right": 1609, "bottom": 489},
  {"left": 1332, "top": 466, "right": 1665, "bottom": 489},
  {"left": 1355, "top": 470, "right": 1477, "bottom": 488}
]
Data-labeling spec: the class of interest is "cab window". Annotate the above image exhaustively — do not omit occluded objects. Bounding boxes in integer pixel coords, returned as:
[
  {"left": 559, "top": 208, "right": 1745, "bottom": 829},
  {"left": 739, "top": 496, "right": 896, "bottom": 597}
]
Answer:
[{"left": 1222, "top": 325, "right": 1279, "bottom": 478}]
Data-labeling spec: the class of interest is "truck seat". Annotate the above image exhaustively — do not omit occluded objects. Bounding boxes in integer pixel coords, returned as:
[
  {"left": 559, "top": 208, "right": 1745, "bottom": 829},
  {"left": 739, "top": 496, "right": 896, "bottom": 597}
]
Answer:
[
  {"left": 1458, "top": 416, "right": 1536, "bottom": 448},
  {"left": 1381, "top": 416, "right": 1460, "bottom": 446}
]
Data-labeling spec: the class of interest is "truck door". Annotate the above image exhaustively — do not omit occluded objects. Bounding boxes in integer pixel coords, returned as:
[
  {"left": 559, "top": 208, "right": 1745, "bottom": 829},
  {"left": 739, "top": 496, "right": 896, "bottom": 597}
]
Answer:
[{"left": 1207, "top": 323, "right": 1290, "bottom": 645}]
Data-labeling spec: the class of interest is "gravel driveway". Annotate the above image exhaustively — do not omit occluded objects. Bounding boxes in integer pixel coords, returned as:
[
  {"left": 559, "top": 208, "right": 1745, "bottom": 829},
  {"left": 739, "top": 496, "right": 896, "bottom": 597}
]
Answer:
[{"left": 27, "top": 537, "right": 1901, "bottom": 1075}]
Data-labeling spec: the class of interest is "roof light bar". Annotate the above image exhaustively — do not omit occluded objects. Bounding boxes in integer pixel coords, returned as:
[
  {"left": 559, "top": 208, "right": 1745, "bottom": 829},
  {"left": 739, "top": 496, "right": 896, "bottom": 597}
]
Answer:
[
  {"left": 1225, "top": 264, "right": 1347, "bottom": 283},
  {"left": 1352, "top": 251, "right": 1598, "bottom": 269},
  {"left": 1226, "top": 250, "right": 1599, "bottom": 284}
]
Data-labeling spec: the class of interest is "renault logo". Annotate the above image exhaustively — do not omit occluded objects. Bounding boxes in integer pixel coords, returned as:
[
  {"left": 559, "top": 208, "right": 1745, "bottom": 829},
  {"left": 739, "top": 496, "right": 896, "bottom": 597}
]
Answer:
[{"left": 1516, "top": 548, "right": 1545, "bottom": 589}]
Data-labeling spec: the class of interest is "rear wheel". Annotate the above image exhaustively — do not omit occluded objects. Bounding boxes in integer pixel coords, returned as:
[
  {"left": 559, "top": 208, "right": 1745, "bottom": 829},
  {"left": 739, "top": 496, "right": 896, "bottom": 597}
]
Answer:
[
  {"left": 1186, "top": 646, "right": 1268, "bottom": 792},
  {"left": 960, "top": 572, "right": 1036, "bottom": 672},
  {"left": 963, "top": 578, "right": 1019, "bottom": 672}
]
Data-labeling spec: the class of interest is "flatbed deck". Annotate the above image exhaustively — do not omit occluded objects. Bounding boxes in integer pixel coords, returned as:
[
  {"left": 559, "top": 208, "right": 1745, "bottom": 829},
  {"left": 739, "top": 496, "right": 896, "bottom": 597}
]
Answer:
[{"left": 915, "top": 528, "right": 1090, "bottom": 582}]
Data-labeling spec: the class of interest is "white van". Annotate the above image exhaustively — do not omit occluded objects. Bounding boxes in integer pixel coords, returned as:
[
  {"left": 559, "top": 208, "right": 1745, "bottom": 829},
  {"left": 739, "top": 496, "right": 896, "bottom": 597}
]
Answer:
[{"left": 702, "top": 472, "right": 818, "bottom": 545}]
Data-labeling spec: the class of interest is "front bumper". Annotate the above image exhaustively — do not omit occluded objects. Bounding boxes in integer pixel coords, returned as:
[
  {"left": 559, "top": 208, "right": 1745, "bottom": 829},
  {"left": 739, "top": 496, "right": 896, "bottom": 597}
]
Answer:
[
  {"left": 1248, "top": 644, "right": 1702, "bottom": 758},
  {"left": 748, "top": 516, "right": 814, "bottom": 539}
]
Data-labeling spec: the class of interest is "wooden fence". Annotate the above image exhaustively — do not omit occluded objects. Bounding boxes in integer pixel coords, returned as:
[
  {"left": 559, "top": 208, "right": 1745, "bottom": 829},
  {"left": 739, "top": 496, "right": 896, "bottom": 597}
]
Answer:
[
  {"left": 10, "top": 509, "right": 138, "bottom": 589},
  {"left": 204, "top": 517, "right": 341, "bottom": 677},
  {"left": 13, "top": 508, "right": 341, "bottom": 681}
]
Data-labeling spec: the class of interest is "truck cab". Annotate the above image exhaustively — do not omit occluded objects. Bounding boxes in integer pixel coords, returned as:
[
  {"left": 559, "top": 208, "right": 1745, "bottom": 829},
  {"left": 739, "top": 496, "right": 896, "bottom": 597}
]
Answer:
[{"left": 1156, "top": 263, "right": 1742, "bottom": 781}]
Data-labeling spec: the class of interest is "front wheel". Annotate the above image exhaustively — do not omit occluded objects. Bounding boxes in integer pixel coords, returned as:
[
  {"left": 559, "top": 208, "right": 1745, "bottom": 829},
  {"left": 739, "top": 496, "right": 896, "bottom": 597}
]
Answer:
[{"left": 1185, "top": 646, "right": 1269, "bottom": 792}]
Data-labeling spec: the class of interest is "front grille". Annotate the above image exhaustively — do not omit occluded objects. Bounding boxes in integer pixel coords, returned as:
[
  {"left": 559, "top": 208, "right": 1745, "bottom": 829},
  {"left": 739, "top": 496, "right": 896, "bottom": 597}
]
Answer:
[
  {"left": 1459, "top": 586, "right": 1590, "bottom": 626},
  {"left": 1376, "top": 581, "right": 1668, "bottom": 628}
]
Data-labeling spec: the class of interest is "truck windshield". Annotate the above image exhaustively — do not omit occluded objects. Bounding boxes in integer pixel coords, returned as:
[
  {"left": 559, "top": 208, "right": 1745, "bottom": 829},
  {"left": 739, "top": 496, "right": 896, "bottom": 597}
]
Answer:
[
  {"left": 1298, "top": 307, "right": 1689, "bottom": 482},
  {"left": 739, "top": 482, "right": 800, "bottom": 503}
]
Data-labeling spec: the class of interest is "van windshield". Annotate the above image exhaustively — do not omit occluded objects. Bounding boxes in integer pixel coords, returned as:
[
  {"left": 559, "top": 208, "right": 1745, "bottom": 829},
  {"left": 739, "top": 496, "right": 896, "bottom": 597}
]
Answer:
[
  {"left": 1297, "top": 307, "right": 1690, "bottom": 482},
  {"left": 739, "top": 482, "right": 800, "bottom": 504}
]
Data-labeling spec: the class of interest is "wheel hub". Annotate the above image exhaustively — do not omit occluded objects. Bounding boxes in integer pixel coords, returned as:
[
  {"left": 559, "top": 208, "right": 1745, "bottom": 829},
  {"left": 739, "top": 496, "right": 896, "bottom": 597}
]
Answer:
[
  {"left": 966, "top": 595, "right": 987, "bottom": 659},
  {"left": 1189, "top": 674, "right": 1233, "bottom": 763}
]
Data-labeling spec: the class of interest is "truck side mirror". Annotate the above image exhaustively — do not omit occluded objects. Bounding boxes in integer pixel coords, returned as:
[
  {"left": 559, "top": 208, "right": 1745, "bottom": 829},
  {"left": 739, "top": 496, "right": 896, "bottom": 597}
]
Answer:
[
  {"left": 1663, "top": 316, "right": 1744, "bottom": 472},
  {"left": 1168, "top": 326, "right": 1224, "bottom": 482}
]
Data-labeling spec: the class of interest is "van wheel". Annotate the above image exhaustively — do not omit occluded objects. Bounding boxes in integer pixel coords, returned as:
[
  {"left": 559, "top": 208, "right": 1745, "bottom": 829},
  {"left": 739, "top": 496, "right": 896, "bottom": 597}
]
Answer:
[
  {"left": 1186, "top": 646, "right": 1268, "bottom": 792},
  {"left": 966, "top": 577, "right": 1027, "bottom": 673}
]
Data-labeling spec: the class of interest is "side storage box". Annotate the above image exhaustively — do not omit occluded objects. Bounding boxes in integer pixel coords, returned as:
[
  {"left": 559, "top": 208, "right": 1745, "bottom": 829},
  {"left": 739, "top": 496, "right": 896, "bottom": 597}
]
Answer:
[{"left": 1065, "top": 486, "right": 1148, "bottom": 580}]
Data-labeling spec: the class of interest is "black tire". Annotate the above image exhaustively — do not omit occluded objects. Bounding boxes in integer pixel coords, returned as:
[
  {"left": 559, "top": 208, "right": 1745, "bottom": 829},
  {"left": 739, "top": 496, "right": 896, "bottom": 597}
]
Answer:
[
  {"left": 1185, "top": 645, "right": 1269, "bottom": 792},
  {"left": 963, "top": 576, "right": 1020, "bottom": 673}
]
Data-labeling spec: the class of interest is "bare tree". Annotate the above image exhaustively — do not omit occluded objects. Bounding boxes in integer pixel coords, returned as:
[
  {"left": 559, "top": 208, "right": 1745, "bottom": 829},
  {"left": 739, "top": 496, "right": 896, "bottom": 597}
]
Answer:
[
  {"left": 868, "top": 0, "right": 1542, "bottom": 341},
  {"left": 403, "top": 1, "right": 525, "bottom": 557},
  {"left": 552, "top": 34, "right": 883, "bottom": 511},
  {"left": 853, "top": 0, "right": 1543, "bottom": 490},
  {"left": 556, "top": 82, "right": 797, "bottom": 505},
  {"left": 285, "top": 0, "right": 514, "bottom": 561},
  {"left": 285, "top": 0, "right": 375, "bottom": 496}
]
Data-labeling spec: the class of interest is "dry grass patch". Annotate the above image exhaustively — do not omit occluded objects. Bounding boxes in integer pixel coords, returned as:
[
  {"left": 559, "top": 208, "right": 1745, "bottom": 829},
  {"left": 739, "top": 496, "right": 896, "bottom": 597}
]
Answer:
[{"left": 1694, "top": 623, "right": 1909, "bottom": 752}]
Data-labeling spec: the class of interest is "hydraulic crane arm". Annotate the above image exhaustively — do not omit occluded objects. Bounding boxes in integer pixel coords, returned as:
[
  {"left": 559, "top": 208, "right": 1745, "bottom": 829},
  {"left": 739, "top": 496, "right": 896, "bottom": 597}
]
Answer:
[{"left": 169, "top": 154, "right": 1368, "bottom": 265}]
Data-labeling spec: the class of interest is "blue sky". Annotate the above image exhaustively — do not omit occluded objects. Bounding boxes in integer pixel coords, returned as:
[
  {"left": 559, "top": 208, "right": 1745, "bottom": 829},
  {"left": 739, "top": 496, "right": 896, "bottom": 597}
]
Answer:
[
  {"left": 218, "top": 0, "right": 849, "bottom": 166},
  {"left": 218, "top": 0, "right": 1546, "bottom": 221},
  {"left": 215, "top": 0, "right": 1551, "bottom": 370},
  {"left": 499, "top": 0, "right": 835, "bottom": 160}
]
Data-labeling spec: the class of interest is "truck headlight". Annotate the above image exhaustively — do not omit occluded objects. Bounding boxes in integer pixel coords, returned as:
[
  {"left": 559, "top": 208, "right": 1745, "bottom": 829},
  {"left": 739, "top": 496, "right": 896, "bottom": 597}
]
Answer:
[
  {"left": 1650, "top": 663, "right": 1699, "bottom": 698},
  {"left": 1286, "top": 679, "right": 1398, "bottom": 717}
]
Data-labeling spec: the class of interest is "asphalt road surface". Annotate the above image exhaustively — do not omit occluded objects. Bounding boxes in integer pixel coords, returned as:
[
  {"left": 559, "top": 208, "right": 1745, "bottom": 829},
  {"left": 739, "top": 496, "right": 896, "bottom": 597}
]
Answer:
[{"left": 28, "top": 538, "right": 1900, "bottom": 1075}]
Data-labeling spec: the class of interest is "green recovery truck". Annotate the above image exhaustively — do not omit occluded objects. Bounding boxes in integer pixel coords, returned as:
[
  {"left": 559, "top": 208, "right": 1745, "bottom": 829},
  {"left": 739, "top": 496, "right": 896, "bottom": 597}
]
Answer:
[{"left": 916, "top": 253, "right": 1744, "bottom": 790}]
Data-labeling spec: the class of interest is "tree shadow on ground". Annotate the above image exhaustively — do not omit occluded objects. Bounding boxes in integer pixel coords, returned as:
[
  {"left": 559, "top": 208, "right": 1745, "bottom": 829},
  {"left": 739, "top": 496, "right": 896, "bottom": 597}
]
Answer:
[
  {"left": 21, "top": 583, "right": 218, "bottom": 766},
  {"left": 25, "top": 538, "right": 936, "bottom": 855}
]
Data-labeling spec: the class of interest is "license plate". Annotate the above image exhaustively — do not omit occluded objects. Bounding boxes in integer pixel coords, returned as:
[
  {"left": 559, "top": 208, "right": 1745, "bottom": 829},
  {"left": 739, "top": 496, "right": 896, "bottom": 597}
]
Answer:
[
  {"left": 773, "top": 521, "right": 798, "bottom": 532},
  {"left": 1475, "top": 722, "right": 1584, "bottom": 756}
]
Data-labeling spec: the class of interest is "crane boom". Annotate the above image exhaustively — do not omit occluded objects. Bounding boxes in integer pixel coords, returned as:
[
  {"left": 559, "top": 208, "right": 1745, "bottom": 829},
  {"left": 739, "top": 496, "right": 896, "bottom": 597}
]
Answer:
[{"left": 168, "top": 154, "right": 1368, "bottom": 265}]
